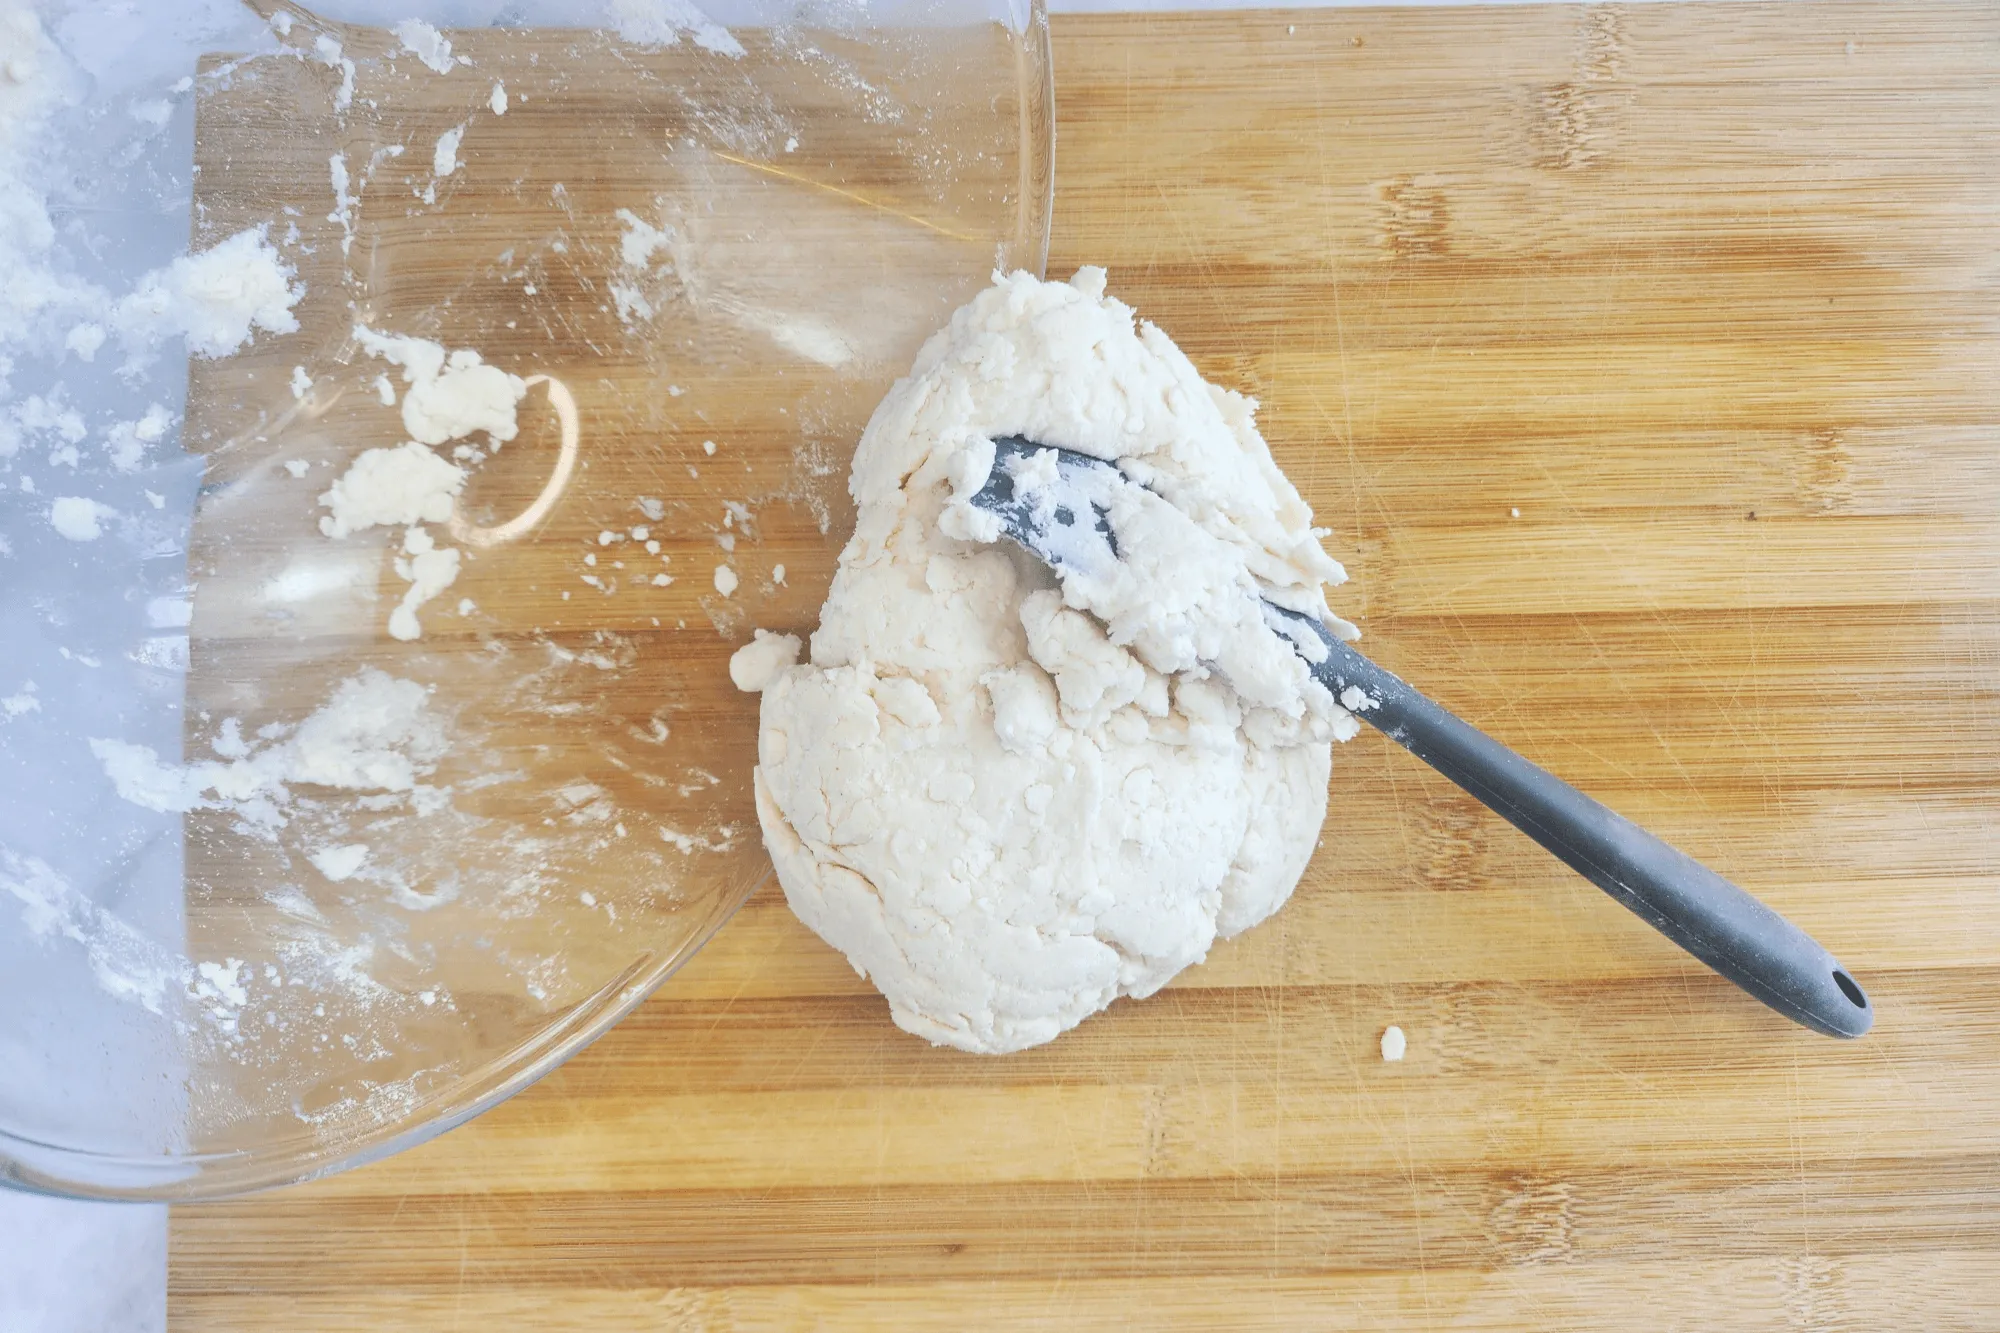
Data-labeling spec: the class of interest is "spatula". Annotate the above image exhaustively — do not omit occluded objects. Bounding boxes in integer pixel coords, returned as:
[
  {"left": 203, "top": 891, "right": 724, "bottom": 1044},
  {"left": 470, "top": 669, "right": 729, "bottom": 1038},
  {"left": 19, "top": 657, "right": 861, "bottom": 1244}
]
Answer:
[{"left": 969, "top": 435, "right": 1873, "bottom": 1039}]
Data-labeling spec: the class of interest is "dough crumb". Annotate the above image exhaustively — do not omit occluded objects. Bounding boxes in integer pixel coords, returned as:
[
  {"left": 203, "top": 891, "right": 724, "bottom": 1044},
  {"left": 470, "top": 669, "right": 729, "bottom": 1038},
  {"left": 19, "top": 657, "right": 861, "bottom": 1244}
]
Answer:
[
  {"left": 729, "top": 630, "right": 802, "bottom": 692},
  {"left": 110, "top": 226, "right": 302, "bottom": 359},
  {"left": 388, "top": 527, "right": 460, "bottom": 641},
  {"left": 355, "top": 325, "right": 526, "bottom": 446},
  {"left": 394, "top": 18, "right": 460, "bottom": 74},
  {"left": 309, "top": 843, "right": 369, "bottom": 882},
  {"left": 1381, "top": 1025, "right": 1406, "bottom": 1062},
  {"left": 713, "top": 564, "right": 737, "bottom": 596},
  {"left": 432, "top": 124, "right": 466, "bottom": 178},
  {"left": 317, "top": 441, "right": 463, "bottom": 538},
  {"left": 49, "top": 496, "right": 112, "bottom": 541}
]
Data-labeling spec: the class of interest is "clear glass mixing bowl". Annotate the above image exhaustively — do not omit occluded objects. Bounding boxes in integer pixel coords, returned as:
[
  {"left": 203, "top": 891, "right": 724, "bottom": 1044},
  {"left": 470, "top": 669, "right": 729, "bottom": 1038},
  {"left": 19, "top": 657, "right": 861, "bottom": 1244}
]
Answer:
[{"left": 0, "top": 0, "right": 1051, "bottom": 1200}]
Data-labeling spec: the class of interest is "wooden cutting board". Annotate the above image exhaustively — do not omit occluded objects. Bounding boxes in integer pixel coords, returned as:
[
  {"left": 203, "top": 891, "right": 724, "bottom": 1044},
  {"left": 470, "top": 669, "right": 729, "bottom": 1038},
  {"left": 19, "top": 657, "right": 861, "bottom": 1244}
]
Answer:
[{"left": 172, "top": 2, "right": 2000, "bottom": 1327}]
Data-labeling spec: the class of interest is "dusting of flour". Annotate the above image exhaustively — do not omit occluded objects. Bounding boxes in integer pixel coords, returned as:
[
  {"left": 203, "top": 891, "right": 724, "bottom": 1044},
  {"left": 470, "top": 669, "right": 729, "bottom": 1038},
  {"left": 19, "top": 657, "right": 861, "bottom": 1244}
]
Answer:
[
  {"left": 734, "top": 269, "right": 1354, "bottom": 1055},
  {"left": 1, "top": 4, "right": 302, "bottom": 545},
  {"left": 90, "top": 668, "right": 449, "bottom": 833},
  {"left": 611, "top": 0, "right": 746, "bottom": 58}
]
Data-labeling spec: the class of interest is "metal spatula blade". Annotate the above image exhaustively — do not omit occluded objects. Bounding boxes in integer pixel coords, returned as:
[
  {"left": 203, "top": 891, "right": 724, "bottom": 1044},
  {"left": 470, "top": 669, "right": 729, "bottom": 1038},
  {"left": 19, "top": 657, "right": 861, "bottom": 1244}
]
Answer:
[{"left": 970, "top": 435, "right": 1873, "bottom": 1039}]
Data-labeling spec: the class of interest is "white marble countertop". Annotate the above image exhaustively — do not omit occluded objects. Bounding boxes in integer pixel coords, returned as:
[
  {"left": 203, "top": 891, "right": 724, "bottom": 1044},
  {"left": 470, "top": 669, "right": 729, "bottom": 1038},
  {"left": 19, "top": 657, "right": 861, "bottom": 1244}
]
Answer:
[{"left": 0, "top": 1192, "right": 164, "bottom": 1333}]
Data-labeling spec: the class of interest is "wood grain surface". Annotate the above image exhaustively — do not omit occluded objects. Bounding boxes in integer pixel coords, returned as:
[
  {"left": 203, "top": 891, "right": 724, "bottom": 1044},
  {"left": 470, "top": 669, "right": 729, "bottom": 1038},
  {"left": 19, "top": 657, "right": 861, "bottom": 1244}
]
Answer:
[{"left": 172, "top": 2, "right": 2000, "bottom": 1328}]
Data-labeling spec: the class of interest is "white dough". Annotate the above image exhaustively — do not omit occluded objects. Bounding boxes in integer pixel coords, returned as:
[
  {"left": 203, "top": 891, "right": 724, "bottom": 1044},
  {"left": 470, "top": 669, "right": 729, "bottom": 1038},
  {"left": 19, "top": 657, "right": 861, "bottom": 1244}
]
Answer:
[
  {"left": 734, "top": 269, "right": 1355, "bottom": 1055},
  {"left": 49, "top": 495, "right": 112, "bottom": 541},
  {"left": 432, "top": 124, "right": 465, "bottom": 178},
  {"left": 355, "top": 325, "right": 527, "bottom": 447},
  {"left": 110, "top": 226, "right": 302, "bottom": 359},
  {"left": 729, "top": 630, "right": 802, "bottom": 693},
  {"left": 393, "top": 18, "right": 458, "bottom": 74},
  {"left": 317, "top": 440, "right": 464, "bottom": 539},
  {"left": 388, "top": 526, "right": 461, "bottom": 642},
  {"left": 326, "top": 327, "right": 527, "bottom": 641}
]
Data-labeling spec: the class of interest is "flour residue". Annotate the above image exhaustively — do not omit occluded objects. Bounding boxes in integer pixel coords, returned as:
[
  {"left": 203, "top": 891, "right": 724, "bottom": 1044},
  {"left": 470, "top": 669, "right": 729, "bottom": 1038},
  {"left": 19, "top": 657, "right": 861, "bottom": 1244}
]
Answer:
[
  {"left": 0, "top": 0, "right": 962, "bottom": 1159},
  {"left": 313, "top": 31, "right": 356, "bottom": 112},
  {"left": 3, "top": 848, "right": 181, "bottom": 1015},
  {"left": 610, "top": 207, "right": 678, "bottom": 325},
  {"left": 329, "top": 152, "right": 356, "bottom": 254},
  {"left": 393, "top": 18, "right": 463, "bottom": 75},
  {"left": 610, "top": 0, "right": 746, "bottom": 58},
  {"left": 109, "top": 226, "right": 302, "bottom": 360},
  {"left": 90, "top": 668, "right": 449, "bottom": 832}
]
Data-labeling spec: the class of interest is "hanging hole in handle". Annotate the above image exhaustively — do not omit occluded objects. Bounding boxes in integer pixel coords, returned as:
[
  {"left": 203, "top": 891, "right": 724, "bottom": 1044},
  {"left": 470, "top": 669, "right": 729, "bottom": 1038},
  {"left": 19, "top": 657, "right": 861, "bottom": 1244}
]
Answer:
[{"left": 1832, "top": 969, "right": 1867, "bottom": 1008}]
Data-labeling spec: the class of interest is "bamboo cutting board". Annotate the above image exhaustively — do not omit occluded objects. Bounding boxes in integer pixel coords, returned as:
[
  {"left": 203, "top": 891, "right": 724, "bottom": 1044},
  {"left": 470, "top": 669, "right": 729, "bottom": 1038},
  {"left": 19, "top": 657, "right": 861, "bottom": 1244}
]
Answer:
[{"left": 172, "top": 2, "right": 2000, "bottom": 1328}]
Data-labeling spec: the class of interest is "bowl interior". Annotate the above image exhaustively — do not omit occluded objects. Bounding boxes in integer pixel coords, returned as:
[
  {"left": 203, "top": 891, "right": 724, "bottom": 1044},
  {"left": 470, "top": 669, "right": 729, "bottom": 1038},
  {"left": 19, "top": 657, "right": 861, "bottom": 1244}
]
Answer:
[{"left": 0, "top": 0, "right": 1052, "bottom": 1201}]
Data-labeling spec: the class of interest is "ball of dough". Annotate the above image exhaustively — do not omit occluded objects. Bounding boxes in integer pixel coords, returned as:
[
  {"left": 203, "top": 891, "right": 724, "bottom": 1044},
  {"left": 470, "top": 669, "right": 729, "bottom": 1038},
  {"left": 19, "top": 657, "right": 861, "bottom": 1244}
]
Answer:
[{"left": 737, "top": 268, "right": 1354, "bottom": 1054}]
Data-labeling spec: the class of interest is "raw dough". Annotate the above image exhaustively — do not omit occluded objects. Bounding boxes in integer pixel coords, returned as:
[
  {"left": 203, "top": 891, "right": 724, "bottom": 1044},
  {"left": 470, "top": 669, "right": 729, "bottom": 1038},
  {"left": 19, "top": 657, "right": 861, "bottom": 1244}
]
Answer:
[
  {"left": 321, "top": 328, "right": 527, "bottom": 640},
  {"left": 394, "top": 18, "right": 458, "bottom": 75},
  {"left": 48, "top": 496, "right": 112, "bottom": 541},
  {"left": 317, "top": 440, "right": 463, "bottom": 539},
  {"left": 355, "top": 325, "right": 526, "bottom": 448},
  {"left": 108, "top": 226, "right": 302, "bottom": 359},
  {"left": 734, "top": 268, "right": 1355, "bottom": 1054}
]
